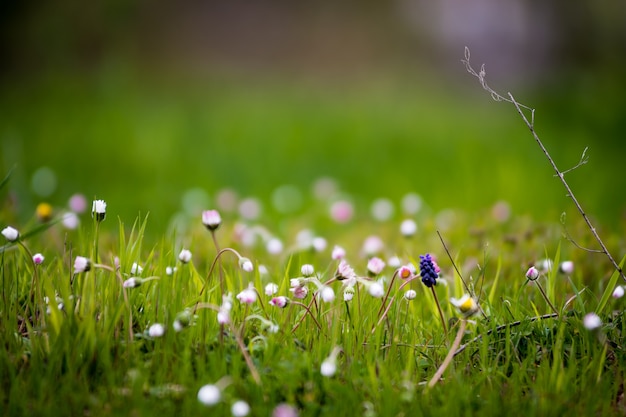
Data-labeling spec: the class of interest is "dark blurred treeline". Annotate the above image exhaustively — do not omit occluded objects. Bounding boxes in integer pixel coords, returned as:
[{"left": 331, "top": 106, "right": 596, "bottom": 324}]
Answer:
[{"left": 1, "top": 0, "right": 625, "bottom": 83}]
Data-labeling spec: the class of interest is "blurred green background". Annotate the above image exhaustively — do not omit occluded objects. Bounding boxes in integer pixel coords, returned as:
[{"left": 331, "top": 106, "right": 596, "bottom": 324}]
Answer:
[{"left": 1, "top": 1, "right": 625, "bottom": 232}]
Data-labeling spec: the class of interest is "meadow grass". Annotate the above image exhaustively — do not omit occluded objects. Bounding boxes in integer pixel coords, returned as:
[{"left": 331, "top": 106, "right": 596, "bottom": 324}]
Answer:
[
  {"left": 1, "top": 69, "right": 626, "bottom": 416},
  {"left": 1, "top": 186, "right": 626, "bottom": 416}
]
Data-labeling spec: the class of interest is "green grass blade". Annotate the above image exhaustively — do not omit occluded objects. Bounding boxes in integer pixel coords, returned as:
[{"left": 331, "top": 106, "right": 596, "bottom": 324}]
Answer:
[{"left": 595, "top": 254, "right": 626, "bottom": 314}]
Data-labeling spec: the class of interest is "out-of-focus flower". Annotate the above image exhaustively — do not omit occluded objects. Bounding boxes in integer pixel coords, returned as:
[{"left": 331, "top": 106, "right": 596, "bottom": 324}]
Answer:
[
  {"left": 371, "top": 198, "right": 395, "bottom": 222},
  {"left": 231, "top": 400, "right": 251, "bottom": 417},
  {"left": 197, "top": 384, "right": 221, "bottom": 406},
  {"left": 301, "top": 264, "right": 315, "bottom": 277},
  {"left": 419, "top": 254, "right": 438, "bottom": 288},
  {"left": 202, "top": 209, "right": 222, "bottom": 231},
  {"left": 130, "top": 262, "right": 143, "bottom": 275},
  {"left": 312, "top": 237, "right": 327, "bottom": 252},
  {"left": 272, "top": 403, "right": 299, "bottom": 417},
  {"left": 62, "top": 212, "right": 80, "bottom": 230},
  {"left": 265, "top": 282, "right": 279, "bottom": 296},
  {"left": 330, "top": 200, "right": 353, "bottom": 223},
  {"left": 362, "top": 236, "right": 384, "bottom": 256},
  {"left": 173, "top": 310, "right": 193, "bottom": 332},
  {"left": 236, "top": 285, "right": 257, "bottom": 304},
  {"left": 178, "top": 249, "right": 192, "bottom": 264},
  {"left": 536, "top": 259, "right": 553, "bottom": 274},
  {"left": 367, "top": 257, "right": 385, "bottom": 276},
  {"left": 320, "top": 286, "right": 335, "bottom": 303},
  {"left": 336, "top": 260, "right": 357, "bottom": 282},
  {"left": 387, "top": 256, "right": 402, "bottom": 268},
  {"left": 450, "top": 294, "right": 479, "bottom": 317},
  {"left": 404, "top": 289, "right": 417, "bottom": 300},
  {"left": 123, "top": 277, "right": 142, "bottom": 288},
  {"left": 148, "top": 323, "right": 165, "bottom": 338},
  {"left": 290, "top": 285, "right": 309, "bottom": 299},
  {"left": 239, "top": 257, "right": 254, "bottom": 272},
  {"left": 36, "top": 202, "right": 53, "bottom": 222},
  {"left": 400, "top": 219, "right": 417, "bottom": 237},
  {"left": 69, "top": 193, "right": 87, "bottom": 213},
  {"left": 559, "top": 261, "right": 574, "bottom": 275},
  {"left": 331, "top": 245, "right": 346, "bottom": 260},
  {"left": 320, "top": 346, "right": 341, "bottom": 377},
  {"left": 583, "top": 313, "right": 602, "bottom": 331},
  {"left": 1, "top": 226, "right": 19, "bottom": 242},
  {"left": 266, "top": 238, "right": 284, "bottom": 255},
  {"left": 613, "top": 286, "right": 625, "bottom": 299},
  {"left": 33, "top": 253, "right": 45, "bottom": 265},
  {"left": 269, "top": 296, "right": 289, "bottom": 308},
  {"left": 368, "top": 281, "right": 384, "bottom": 298},
  {"left": 343, "top": 286, "right": 355, "bottom": 301},
  {"left": 166, "top": 266, "right": 176, "bottom": 276},
  {"left": 74, "top": 256, "right": 91, "bottom": 273},
  {"left": 92, "top": 199, "right": 107, "bottom": 221}
]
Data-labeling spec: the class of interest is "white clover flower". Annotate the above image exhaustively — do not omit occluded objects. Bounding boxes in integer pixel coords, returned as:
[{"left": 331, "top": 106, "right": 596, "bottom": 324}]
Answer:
[
  {"left": 198, "top": 384, "right": 221, "bottom": 406},
  {"left": 231, "top": 400, "right": 251, "bottom": 417},
  {"left": 92, "top": 199, "right": 106, "bottom": 221},
  {"left": 166, "top": 266, "right": 176, "bottom": 276},
  {"left": 1, "top": 226, "right": 19, "bottom": 242},
  {"left": 74, "top": 256, "right": 91, "bottom": 273},
  {"left": 613, "top": 286, "right": 625, "bottom": 299},
  {"left": 404, "top": 289, "right": 417, "bottom": 300},
  {"left": 33, "top": 253, "right": 45, "bottom": 265},
  {"left": 331, "top": 245, "right": 346, "bottom": 260},
  {"left": 320, "top": 286, "right": 335, "bottom": 303},
  {"left": 400, "top": 219, "right": 417, "bottom": 237},
  {"left": 583, "top": 313, "right": 602, "bottom": 331},
  {"left": 301, "top": 264, "right": 315, "bottom": 277},
  {"left": 202, "top": 209, "right": 222, "bottom": 231},
  {"left": 148, "top": 323, "right": 165, "bottom": 338},
  {"left": 368, "top": 282, "right": 385, "bottom": 298},
  {"left": 336, "top": 260, "right": 357, "bottom": 281},
  {"left": 178, "top": 249, "right": 192, "bottom": 263},
  {"left": 264, "top": 282, "right": 279, "bottom": 296}
]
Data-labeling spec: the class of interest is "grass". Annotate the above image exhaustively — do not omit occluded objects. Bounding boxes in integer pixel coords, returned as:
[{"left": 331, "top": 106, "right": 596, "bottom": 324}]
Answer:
[
  {"left": 1, "top": 68, "right": 626, "bottom": 416},
  {"left": 1, "top": 186, "right": 626, "bottom": 416}
]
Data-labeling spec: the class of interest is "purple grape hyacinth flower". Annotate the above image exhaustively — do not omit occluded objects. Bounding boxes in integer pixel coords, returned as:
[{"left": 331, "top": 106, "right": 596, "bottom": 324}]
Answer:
[{"left": 419, "top": 253, "right": 438, "bottom": 288}]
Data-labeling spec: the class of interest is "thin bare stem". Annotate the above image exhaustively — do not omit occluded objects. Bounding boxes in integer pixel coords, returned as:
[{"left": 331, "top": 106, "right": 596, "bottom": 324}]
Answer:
[
  {"left": 463, "top": 47, "right": 626, "bottom": 283},
  {"left": 427, "top": 319, "right": 467, "bottom": 388},
  {"left": 210, "top": 230, "right": 225, "bottom": 296},
  {"left": 431, "top": 286, "right": 448, "bottom": 335},
  {"left": 454, "top": 312, "right": 559, "bottom": 356},
  {"left": 534, "top": 280, "right": 559, "bottom": 316},
  {"left": 290, "top": 301, "right": 323, "bottom": 332}
]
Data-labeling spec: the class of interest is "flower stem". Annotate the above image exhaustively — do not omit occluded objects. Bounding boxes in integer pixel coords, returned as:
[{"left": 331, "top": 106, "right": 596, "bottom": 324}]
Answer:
[
  {"left": 535, "top": 280, "right": 559, "bottom": 316},
  {"left": 431, "top": 286, "right": 448, "bottom": 334},
  {"left": 427, "top": 319, "right": 467, "bottom": 388}
]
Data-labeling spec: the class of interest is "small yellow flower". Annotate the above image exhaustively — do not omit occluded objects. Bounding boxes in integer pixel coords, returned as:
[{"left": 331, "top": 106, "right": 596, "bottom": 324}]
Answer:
[
  {"left": 36, "top": 202, "right": 53, "bottom": 222},
  {"left": 450, "top": 294, "right": 479, "bottom": 317}
]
